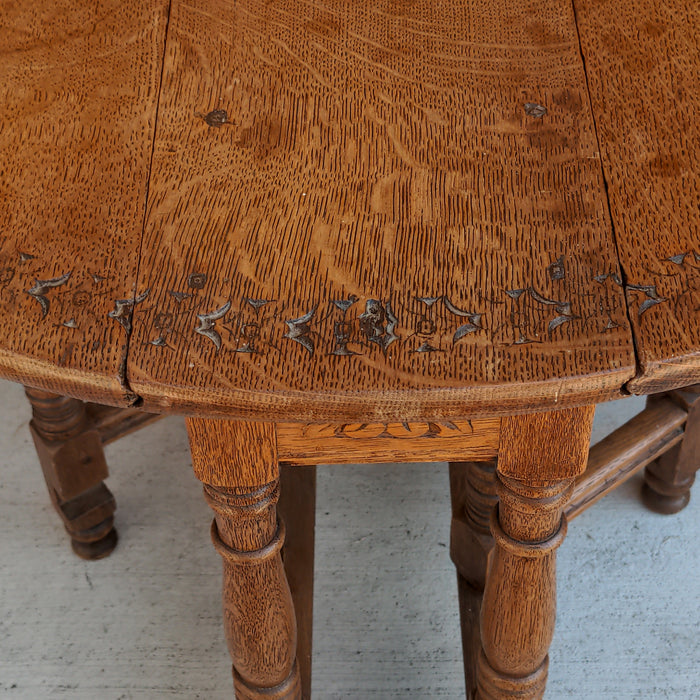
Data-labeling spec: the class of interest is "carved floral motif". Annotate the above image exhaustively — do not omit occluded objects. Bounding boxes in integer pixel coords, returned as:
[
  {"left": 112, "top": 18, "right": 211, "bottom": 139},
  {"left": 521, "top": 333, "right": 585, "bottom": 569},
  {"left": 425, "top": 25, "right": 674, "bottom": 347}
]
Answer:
[{"left": 10, "top": 252, "right": 655, "bottom": 362}]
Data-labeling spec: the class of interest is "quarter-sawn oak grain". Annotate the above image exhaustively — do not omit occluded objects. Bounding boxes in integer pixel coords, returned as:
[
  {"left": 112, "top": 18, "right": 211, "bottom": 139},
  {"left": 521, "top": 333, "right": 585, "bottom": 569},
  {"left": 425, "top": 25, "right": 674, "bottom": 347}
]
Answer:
[
  {"left": 0, "top": 1, "right": 170, "bottom": 405},
  {"left": 276, "top": 417, "right": 499, "bottom": 465},
  {"left": 2, "top": 2, "right": 699, "bottom": 698},
  {"left": 125, "top": 0, "right": 634, "bottom": 421},
  {"left": 574, "top": 0, "right": 700, "bottom": 393}
]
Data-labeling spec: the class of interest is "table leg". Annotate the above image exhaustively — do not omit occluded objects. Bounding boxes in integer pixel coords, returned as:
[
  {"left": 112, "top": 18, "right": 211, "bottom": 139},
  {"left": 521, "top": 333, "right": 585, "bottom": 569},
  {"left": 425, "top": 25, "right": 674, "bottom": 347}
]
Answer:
[
  {"left": 25, "top": 387, "right": 117, "bottom": 559},
  {"left": 643, "top": 386, "right": 700, "bottom": 514},
  {"left": 476, "top": 407, "right": 594, "bottom": 699},
  {"left": 279, "top": 464, "right": 316, "bottom": 700},
  {"left": 187, "top": 418, "right": 301, "bottom": 700},
  {"left": 449, "top": 460, "right": 497, "bottom": 698}
]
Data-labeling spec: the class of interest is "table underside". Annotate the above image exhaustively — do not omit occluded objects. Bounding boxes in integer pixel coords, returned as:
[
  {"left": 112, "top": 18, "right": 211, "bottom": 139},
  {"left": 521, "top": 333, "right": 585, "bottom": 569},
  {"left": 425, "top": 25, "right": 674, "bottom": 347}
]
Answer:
[{"left": 0, "top": 0, "right": 697, "bottom": 421}]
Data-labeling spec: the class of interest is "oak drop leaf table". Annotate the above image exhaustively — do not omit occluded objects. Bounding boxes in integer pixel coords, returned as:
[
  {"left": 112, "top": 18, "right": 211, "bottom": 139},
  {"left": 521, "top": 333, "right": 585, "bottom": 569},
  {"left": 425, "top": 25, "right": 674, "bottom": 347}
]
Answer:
[{"left": 2, "top": 0, "right": 698, "bottom": 698}]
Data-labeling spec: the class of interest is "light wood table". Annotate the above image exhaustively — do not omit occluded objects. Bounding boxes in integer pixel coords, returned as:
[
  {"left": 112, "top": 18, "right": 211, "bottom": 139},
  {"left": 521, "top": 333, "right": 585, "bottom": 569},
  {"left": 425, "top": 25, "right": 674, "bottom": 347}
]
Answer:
[{"left": 1, "top": 1, "right": 698, "bottom": 698}]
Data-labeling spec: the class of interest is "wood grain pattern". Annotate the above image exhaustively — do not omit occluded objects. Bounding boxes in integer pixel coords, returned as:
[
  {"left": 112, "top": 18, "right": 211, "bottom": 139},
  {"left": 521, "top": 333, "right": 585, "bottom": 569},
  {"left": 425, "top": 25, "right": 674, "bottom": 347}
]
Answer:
[
  {"left": 0, "top": 0, "right": 169, "bottom": 405},
  {"left": 498, "top": 405, "right": 595, "bottom": 481},
  {"left": 477, "top": 476, "right": 573, "bottom": 699},
  {"left": 124, "top": 0, "right": 635, "bottom": 421},
  {"left": 643, "top": 385, "right": 700, "bottom": 513},
  {"left": 203, "top": 481, "right": 301, "bottom": 698},
  {"left": 568, "top": 396, "right": 686, "bottom": 519},
  {"left": 187, "top": 419, "right": 301, "bottom": 697},
  {"left": 573, "top": 0, "right": 700, "bottom": 393},
  {"left": 477, "top": 406, "right": 593, "bottom": 699},
  {"left": 187, "top": 417, "right": 278, "bottom": 487},
  {"left": 2, "top": 0, "right": 698, "bottom": 418},
  {"left": 25, "top": 387, "right": 118, "bottom": 559},
  {"left": 277, "top": 417, "right": 499, "bottom": 465}
]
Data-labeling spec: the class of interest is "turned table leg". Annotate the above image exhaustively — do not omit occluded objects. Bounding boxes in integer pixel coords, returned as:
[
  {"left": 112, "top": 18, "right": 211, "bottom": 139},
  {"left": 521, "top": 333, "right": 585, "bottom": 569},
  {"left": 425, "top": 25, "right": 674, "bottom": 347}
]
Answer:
[
  {"left": 187, "top": 418, "right": 301, "bottom": 700},
  {"left": 476, "top": 407, "right": 594, "bottom": 700},
  {"left": 25, "top": 387, "right": 117, "bottom": 560},
  {"left": 449, "top": 460, "right": 497, "bottom": 697},
  {"left": 643, "top": 386, "right": 700, "bottom": 514},
  {"left": 279, "top": 464, "right": 316, "bottom": 700}
]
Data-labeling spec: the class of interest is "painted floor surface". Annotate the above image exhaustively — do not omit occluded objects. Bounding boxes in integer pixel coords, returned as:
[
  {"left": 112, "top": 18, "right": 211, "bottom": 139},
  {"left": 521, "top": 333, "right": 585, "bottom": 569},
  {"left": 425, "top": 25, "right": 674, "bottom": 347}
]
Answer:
[{"left": 0, "top": 380, "right": 698, "bottom": 699}]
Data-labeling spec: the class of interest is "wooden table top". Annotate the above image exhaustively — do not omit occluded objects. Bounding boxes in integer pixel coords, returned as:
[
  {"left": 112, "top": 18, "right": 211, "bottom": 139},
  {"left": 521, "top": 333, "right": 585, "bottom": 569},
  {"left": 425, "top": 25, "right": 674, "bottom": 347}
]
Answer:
[{"left": 0, "top": 0, "right": 697, "bottom": 421}]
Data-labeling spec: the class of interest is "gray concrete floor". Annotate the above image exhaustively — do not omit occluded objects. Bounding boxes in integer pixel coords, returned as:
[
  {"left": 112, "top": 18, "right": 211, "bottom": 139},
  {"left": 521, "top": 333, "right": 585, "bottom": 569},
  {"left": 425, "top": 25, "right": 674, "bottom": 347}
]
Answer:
[{"left": 0, "top": 380, "right": 698, "bottom": 699}]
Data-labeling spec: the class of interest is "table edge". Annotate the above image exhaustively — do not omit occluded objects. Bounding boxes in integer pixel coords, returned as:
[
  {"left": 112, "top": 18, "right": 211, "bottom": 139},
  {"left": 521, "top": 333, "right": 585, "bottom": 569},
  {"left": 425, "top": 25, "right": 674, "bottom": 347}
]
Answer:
[{"left": 128, "top": 366, "right": 634, "bottom": 422}]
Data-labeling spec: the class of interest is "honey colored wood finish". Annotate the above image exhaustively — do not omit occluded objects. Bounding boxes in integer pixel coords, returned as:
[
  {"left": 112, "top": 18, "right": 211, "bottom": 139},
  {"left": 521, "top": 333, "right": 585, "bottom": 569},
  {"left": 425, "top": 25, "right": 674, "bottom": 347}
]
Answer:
[
  {"left": 450, "top": 396, "right": 696, "bottom": 695},
  {"left": 498, "top": 406, "right": 595, "bottom": 481},
  {"left": 187, "top": 418, "right": 301, "bottom": 699},
  {"left": 0, "top": 1, "right": 169, "bottom": 405},
  {"left": 188, "top": 417, "right": 278, "bottom": 488},
  {"left": 277, "top": 418, "right": 499, "bottom": 466},
  {"left": 477, "top": 406, "right": 594, "bottom": 699},
  {"left": 25, "top": 387, "right": 117, "bottom": 559},
  {"left": 2, "top": 1, "right": 700, "bottom": 699},
  {"left": 567, "top": 396, "right": 687, "bottom": 519},
  {"left": 477, "top": 477, "right": 571, "bottom": 699},
  {"left": 125, "top": 0, "right": 634, "bottom": 421},
  {"left": 643, "top": 385, "right": 700, "bottom": 514},
  {"left": 574, "top": 0, "right": 700, "bottom": 393}
]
